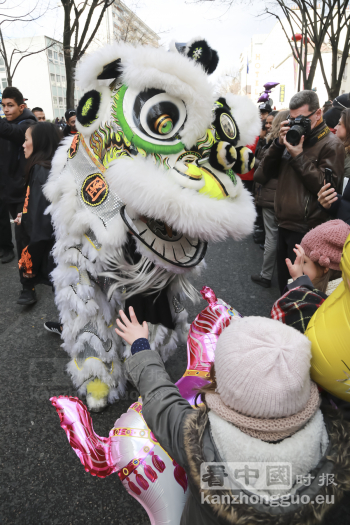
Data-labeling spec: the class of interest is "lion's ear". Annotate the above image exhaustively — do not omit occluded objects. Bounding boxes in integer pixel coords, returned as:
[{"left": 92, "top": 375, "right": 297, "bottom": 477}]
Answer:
[
  {"left": 75, "top": 85, "right": 111, "bottom": 135},
  {"left": 97, "top": 58, "right": 122, "bottom": 80}
]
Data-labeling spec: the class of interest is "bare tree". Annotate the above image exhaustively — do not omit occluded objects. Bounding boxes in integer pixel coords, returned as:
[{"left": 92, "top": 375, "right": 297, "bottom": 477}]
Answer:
[
  {"left": 216, "top": 69, "right": 241, "bottom": 96},
  {"left": 196, "top": 0, "right": 350, "bottom": 99},
  {"left": 263, "top": 1, "right": 321, "bottom": 92},
  {"left": 319, "top": 2, "right": 350, "bottom": 99},
  {"left": 264, "top": 0, "right": 350, "bottom": 98},
  {"left": 0, "top": 1, "right": 54, "bottom": 86},
  {"left": 61, "top": 0, "right": 114, "bottom": 109}
]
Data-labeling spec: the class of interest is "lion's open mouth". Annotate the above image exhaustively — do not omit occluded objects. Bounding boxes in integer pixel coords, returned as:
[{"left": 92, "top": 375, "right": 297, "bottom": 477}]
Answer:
[{"left": 120, "top": 206, "right": 207, "bottom": 268}]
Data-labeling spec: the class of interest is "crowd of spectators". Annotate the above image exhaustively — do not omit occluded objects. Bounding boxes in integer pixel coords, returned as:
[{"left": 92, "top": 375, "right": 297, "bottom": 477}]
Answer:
[
  {"left": 0, "top": 86, "right": 77, "bottom": 305},
  {"left": 1, "top": 85, "right": 350, "bottom": 308},
  {"left": 1, "top": 84, "right": 350, "bottom": 525},
  {"left": 250, "top": 90, "right": 350, "bottom": 293}
]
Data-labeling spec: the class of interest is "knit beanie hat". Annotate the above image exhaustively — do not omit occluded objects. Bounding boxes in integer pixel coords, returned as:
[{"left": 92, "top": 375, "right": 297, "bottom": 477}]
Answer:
[
  {"left": 333, "top": 93, "right": 350, "bottom": 109},
  {"left": 301, "top": 220, "right": 350, "bottom": 271},
  {"left": 323, "top": 107, "right": 342, "bottom": 129},
  {"left": 205, "top": 316, "right": 320, "bottom": 442}
]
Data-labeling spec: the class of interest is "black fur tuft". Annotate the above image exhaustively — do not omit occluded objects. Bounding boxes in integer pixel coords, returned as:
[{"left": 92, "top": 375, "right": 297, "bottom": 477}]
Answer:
[
  {"left": 232, "top": 146, "right": 255, "bottom": 174},
  {"left": 186, "top": 39, "right": 219, "bottom": 75},
  {"left": 97, "top": 58, "right": 122, "bottom": 80},
  {"left": 77, "top": 90, "right": 101, "bottom": 127},
  {"left": 209, "top": 142, "right": 237, "bottom": 172},
  {"left": 206, "top": 49, "right": 219, "bottom": 75}
]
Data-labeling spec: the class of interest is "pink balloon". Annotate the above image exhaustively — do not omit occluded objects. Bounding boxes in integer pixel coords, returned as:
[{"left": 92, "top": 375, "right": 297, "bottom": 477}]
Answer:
[
  {"left": 51, "top": 287, "right": 240, "bottom": 524},
  {"left": 177, "top": 286, "right": 241, "bottom": 405},
  {"left": 50, "top": 395, "right": 117, "bottom": 477}
]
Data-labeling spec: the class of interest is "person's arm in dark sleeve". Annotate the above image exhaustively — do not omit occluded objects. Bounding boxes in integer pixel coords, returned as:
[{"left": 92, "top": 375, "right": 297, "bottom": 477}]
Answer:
[
  {"left": 0, "top": 118, "right": 27, "bottom": 145},
  {"left": 125, "top": 345, "right": 194, "bottom": 469},
  {"left": 254, "top": 153, "right": 270, "bottom": 184},
  {"left": 289, "top": 139, "right": 345, "bottom": 195},
  {"left": 327, "top": 159, "right": 350, "bottom": 215},
  {"left": 261, "top": 139, "right": 284, "bottom": 181},
  {"left": 327, "top": 194, "right": 342, "bottom": 216}
]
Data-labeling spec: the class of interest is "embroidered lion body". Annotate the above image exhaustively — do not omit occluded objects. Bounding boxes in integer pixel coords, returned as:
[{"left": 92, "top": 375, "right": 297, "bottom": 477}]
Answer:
[{"left": 44, "top": 40, "right": 260, "bottom": 411}]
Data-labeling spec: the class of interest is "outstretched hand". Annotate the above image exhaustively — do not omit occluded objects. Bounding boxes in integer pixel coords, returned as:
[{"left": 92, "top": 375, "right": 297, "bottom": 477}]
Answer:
[
  {"left": 115, "top": 306, "right": 149, "bottom": 346},
  {"left": 286, "top": 244, "right": 305, "bottom": 280}
]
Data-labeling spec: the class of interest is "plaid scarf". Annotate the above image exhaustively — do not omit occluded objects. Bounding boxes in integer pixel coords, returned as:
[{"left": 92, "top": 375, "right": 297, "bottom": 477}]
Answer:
[{"left": 271, "top": 286, "right": 328, "bottom": 334}]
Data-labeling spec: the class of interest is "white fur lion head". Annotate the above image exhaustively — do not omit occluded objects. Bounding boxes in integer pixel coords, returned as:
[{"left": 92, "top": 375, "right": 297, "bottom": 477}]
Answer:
[{"left": 51, "top": 40, "right": 260, "bottom": 274}]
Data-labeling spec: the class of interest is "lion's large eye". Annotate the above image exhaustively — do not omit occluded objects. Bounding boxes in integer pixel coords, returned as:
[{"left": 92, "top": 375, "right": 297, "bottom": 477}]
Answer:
[
  {"left": 138, "top": 91, "right": 185, "bottom": 141},
  {"left": 122, "top": 87, "right": 186, "bottom": 145},
  {"left": 154, "top": 114, "right": 173, "bottom": 135}
]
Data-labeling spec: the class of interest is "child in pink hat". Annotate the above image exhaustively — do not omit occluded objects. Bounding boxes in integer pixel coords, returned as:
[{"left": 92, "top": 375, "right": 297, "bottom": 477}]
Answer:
[
  {"left": 116, "top": 306, "right": 350, "bottom": 525},
  {"left": 271, "top": 219, "right": 350, "bottom": 333}
]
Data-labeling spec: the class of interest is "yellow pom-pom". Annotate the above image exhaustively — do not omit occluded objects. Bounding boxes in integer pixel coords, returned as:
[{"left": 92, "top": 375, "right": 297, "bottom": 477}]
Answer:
[{"left": 86, "top": 378, "right": 110, "bottom": 400}]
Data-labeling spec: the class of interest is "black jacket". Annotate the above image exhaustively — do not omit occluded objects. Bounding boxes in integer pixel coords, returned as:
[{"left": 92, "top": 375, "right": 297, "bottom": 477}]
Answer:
[
  {"left": 0, "top": 108, "right": 37, "bottom": 204},
  {"left": 63, "top": 125, "right": 78, "bottom": 138},
  {"left": 19, "top": 164, "right": 54, "bottom": 285},
  {"left": 323, "top": 154, "right": 350, "bottom": 225},
  {"left": 254, "top": 139, "right": 278, "bottom": 209}
]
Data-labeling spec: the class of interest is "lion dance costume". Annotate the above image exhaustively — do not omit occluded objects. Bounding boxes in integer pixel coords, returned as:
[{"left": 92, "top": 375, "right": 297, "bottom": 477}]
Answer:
[{"left": 44, "top": 38, "right": 260, "bottom": 411}]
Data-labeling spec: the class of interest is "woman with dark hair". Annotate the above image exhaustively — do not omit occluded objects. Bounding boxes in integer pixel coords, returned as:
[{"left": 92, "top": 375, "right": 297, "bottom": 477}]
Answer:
[
  {"left": 14, "top": 121, "right": 61, "bottom": 305},
  {"left": 318, "top": 108, "right": 350, "bottom": 225}
]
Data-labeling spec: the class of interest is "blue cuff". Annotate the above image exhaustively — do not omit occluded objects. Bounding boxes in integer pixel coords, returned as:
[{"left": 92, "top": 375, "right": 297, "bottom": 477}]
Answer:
[{"left": 131, "top": 338, "right": 150, "bottom": 355}]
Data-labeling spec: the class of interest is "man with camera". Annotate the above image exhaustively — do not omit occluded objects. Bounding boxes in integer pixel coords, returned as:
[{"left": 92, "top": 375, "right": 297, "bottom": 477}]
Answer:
[{"left": 261, "top": 90, "right": 344, "bottom": 293}]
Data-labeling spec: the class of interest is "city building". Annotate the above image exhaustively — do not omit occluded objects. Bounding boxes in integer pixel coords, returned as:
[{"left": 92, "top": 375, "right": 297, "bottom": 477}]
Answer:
[
  {"left": 92, "top": 0, "right": 160, "bottom": 49},
  {"left": 0, "top": 35, "right": 84, "bottom": 120},
  {"left": 0, "top": 1, "right": 159, "bottom": 120},
  {"left": 239, "top": 13, "right": 350, "bottom": 109}
]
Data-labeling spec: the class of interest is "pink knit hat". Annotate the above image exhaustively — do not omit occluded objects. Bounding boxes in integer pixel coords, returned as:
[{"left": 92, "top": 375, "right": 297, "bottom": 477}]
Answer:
[
  {"left": 301, "top": 219, "right": 350, "bottom": 271},
  {"left": 205, "top": 316, "right": 320, "bottom": 442}
]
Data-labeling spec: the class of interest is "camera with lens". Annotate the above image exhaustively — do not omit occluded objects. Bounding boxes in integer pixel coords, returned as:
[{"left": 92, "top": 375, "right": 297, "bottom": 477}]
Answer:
[{"left": 286, "top": 115, "right": 312, "bottom": 146}]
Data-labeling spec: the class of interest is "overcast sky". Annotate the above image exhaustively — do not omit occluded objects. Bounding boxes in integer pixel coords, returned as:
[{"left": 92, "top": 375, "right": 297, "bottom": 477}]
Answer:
[
  {"left": 135, "top": 0, "right": 276, "bottom": 79},
  {"left": 6, "top": 0, "right": 277, "bottom": 82}
]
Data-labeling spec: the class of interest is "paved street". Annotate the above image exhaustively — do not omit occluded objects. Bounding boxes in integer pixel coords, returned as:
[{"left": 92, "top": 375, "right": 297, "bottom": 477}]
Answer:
[{"left": 0, "top": 233, "right": 279, "bottom": 524}]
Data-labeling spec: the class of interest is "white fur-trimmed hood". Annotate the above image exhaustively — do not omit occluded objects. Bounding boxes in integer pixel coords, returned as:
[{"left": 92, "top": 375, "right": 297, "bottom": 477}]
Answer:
[
  {"left": 75, "top": 42, "right": 215, "bottom": 149},
  {"left": 209, "top": 409, "right": 329, "bottom": 497}
]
